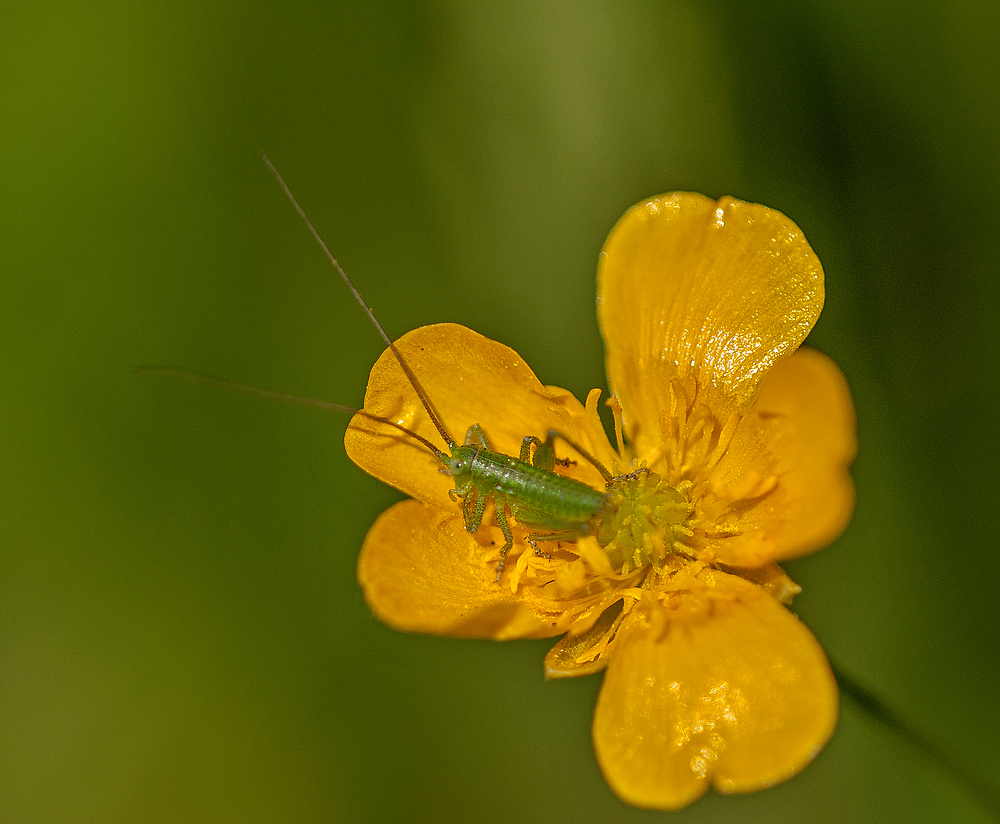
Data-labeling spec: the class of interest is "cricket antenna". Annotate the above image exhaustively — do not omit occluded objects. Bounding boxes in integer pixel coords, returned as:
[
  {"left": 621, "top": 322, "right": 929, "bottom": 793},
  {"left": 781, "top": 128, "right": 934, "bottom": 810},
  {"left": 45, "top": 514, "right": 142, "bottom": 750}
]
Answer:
[
  {"left": 261, "top": 153, "right": 456, "bottom": 451},
  {"left": 137, "top": 366, "right": 448, "bottom": 461}
]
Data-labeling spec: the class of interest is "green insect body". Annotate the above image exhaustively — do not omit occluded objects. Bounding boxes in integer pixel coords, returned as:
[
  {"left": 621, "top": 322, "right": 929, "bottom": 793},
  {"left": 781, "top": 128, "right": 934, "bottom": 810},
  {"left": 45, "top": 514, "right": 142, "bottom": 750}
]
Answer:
[
  {"left": 442, "top": 425, "right": 608, "bottom": 579},
  {"left": 363, "top": 392, "right": 615, "bottom": 581}
]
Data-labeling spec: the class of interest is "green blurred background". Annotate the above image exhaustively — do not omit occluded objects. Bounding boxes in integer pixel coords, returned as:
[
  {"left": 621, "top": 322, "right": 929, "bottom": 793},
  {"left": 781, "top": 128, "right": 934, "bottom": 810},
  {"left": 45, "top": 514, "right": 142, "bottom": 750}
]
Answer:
[{"left": 3, "top": 1, "right": 998, "bottom": 822}]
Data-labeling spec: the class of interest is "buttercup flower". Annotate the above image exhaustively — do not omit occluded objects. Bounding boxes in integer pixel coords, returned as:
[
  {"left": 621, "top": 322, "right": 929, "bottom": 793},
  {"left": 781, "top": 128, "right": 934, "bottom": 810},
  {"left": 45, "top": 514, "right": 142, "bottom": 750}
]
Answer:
[{"left": 344, "top": 194, "right": 856, "bottom": 809}]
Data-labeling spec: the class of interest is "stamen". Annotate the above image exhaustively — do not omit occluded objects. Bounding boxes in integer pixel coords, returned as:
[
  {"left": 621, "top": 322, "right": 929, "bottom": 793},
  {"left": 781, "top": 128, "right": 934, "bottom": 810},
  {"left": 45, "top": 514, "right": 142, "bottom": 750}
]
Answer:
[
  {"left": 702, "top": 411, "right": 741, "bottom": 477},
  {"left": 607, "top": 394, "right": 627, "bottom": 460},
  {"left": 596, "top": 471, "right": 695, "bottom": 574}
]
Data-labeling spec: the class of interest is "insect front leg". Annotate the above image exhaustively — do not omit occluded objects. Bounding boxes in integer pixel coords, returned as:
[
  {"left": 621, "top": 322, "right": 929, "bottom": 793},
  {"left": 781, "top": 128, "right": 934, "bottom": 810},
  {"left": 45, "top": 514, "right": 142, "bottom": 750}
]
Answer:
[{"left": 462, "top": 488, "right": 488, "bottom": 534}]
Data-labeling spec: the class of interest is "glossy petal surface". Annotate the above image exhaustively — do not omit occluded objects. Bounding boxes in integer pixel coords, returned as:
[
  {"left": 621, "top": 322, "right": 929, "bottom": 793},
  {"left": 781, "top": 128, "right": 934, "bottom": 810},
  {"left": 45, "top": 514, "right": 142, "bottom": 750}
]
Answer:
[
  {"left": 598, "top": 194, "right": 825, "bottom": 460},
  {"left": 357, "top": 499, "right": 563, "bottom": 639},
  {"left": 707, "top": 347, "right": 857, "bottom": 566},
  {"left": 592, "top": 572, "right": 837, "bottom": 809}
]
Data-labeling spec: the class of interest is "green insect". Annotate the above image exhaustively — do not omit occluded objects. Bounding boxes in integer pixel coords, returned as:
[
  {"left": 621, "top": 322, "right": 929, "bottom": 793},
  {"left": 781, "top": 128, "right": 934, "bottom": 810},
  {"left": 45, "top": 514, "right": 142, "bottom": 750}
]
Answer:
[{"left": 261, "top": 155, "right": 618, "bottom": 580}]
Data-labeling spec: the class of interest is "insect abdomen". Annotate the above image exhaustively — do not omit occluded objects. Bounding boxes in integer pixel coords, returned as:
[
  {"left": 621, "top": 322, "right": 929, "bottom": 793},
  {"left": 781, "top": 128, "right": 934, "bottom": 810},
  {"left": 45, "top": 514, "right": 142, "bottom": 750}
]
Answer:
[{"left": 471, "top": 450, "right": 605, "bottom": 525}]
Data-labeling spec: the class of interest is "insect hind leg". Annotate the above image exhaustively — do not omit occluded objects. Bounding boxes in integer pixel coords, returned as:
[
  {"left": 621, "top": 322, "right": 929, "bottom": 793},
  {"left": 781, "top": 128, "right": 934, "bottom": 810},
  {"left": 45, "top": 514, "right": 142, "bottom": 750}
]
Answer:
[
  {"left": 526, "top": 534, "right": 554, "bottom": 560},
  {"left": 526, "top": 527, "right": 591, "bottom": 560},
  {"left": 544, "top": 430, "right": 614, "bottom": 483}
]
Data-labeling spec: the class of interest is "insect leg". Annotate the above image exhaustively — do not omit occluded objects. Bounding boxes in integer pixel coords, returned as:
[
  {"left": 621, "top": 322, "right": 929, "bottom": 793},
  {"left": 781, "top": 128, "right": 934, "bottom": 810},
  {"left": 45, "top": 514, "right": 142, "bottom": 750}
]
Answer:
[
  {"left": 520, "top": 434, "right": 574, "bottom": 470},
  {"left": 463, "top": 489, "right": 488, "bottom": 534},
  {"left": 492, "top": 496, "right": 515, "bottom": 582},
  {"left": 519, "top": 435, "right": 548, "bottom": 467},
  {"left": 464, "top": 424, "right": 491, "bottom": 449},
  {"left": 525, "top": 534, "right": 554, "bottom": 560},
  {"left": 545, "top": 430, "right": 614, "bottom": 482}
]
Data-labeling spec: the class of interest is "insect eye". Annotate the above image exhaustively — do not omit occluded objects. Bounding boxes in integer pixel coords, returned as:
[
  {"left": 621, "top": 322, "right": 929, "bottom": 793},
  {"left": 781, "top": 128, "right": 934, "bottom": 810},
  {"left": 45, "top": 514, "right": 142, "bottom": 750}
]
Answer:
[{"left": 452, "top": 459, "right": 465, "bottom": 474}]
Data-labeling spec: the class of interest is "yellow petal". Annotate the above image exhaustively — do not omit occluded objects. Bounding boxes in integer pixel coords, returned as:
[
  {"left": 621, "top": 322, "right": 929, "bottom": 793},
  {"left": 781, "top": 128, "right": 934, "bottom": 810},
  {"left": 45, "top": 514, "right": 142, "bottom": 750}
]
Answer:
[
  {"left": 344, "top": 323, "right": 616, "bottom": 505},
  {"left": 597, "top": 194, "right": 825, "bottom": 459},
  {"left": 357, "top": 499, "right": 564, "bottom": 640},
  {"left": 707, "top": 347, "right": 857, "bottom": 566},
  {"left": 592, "top": 571, "right": 837, "bottom": 809}
]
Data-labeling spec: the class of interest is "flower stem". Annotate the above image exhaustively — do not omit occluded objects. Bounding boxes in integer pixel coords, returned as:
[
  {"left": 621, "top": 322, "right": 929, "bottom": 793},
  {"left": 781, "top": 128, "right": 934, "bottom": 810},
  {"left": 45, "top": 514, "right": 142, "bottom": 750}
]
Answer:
[{"left": 833, "top": 664, "right": 1000, "bottom": 822}]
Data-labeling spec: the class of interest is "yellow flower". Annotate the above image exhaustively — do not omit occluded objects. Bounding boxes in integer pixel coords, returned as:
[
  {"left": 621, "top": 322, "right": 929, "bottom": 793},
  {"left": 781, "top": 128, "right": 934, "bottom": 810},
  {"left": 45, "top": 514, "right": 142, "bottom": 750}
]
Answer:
[{"left": 344, "top": 194, "right": 857, "bottom": 809}]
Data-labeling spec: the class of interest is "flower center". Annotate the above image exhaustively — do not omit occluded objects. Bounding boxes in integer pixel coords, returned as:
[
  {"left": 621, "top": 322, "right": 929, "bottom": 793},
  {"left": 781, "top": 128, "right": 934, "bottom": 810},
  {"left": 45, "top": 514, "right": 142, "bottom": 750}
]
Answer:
[{"left": 595, "top": 470, "right": 695, "bottom": 574}]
